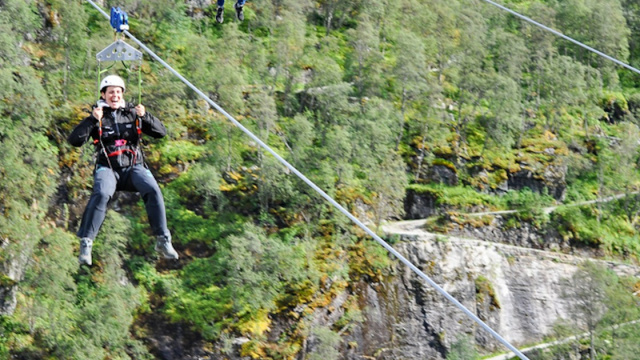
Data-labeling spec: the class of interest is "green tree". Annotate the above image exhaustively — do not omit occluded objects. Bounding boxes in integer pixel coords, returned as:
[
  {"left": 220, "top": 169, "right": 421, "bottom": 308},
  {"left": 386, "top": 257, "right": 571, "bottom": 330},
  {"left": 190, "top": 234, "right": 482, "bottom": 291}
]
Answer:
[
  {"left": 167, "top": 224, "right": 317, "bottom": 338},
  {"left": 0, "top": 0, "right": 59, "bottom": 328},
  {"left": 43, "top": 0, "right": 91, "bottom": 103},
  {"left": 448, "top": 2, "right": 490, "bottom": 154},
  {"left": 530, "top": 55, "right": 591, "bottom": 131},
  {"left": 555, "top": 0, "right": 629, "bottom": 86},
  {"left": 307, "top": 326, "right": 341, "bottom": 360},
  {"left": 14, "top": 213, "right": 149, "bottom": 359},
  {"left": 274, "top": 0, "right": 311, "bottom": 115},
  {"left": 350, "top": 98, "right": 398, "bottom": 169},
  {"left": 207, "top": 24, "right": 250, "bottom": 114},
  {"left": 318, "top": 0, "right": 358, "bottom": 35},
  {"left": 367, "top": 152, "right": 407, "bottom": 228},
  {"left": 488, "top": 27, "right": 528, "bottom": 81},
  {"left": 446, "top": 335, "right": 479, "bottom": 360},
  {"left": 564, "top": 261, "right": 613, "bottom": 360},
  {"left": 185, "top": 162, "right": 227, "bottom": 211},
  {"left": 621, "top": 0, "right": 640, "bottom": 89},
  {"left": 345, "top": 14, "right": 384, "bottom": 100},
  {"left": 427, "top": 0, "right": 462, "bottom": 86},
  {"left": 478, "top": 74, "right": 523, "bottom": 150},
  {"left": 606, "top": 123, "right": 640, "bottom": 225},
  {"left": 391, "top": 30, "right": 429, "bottom": 150},
  {"left": 282, "top": 113, "right": 314, "bottom": 168},
  {"left": 309, "top": 82, "right": 357, "bottom": 144}
]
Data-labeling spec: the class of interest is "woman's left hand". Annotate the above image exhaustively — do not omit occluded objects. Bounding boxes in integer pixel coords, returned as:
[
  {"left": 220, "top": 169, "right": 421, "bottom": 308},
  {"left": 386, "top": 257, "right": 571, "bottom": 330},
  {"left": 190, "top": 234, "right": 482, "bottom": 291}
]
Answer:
[{"left": 135, "top": 104, "right": 146, "bottom": 117}]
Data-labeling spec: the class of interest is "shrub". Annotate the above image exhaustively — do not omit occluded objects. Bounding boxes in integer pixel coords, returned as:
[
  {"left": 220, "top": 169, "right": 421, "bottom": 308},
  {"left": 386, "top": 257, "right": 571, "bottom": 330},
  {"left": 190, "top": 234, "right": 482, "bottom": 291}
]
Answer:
[
  {"left": 503, "top": 188, "right": 554, "bottom": 228},
  {"left": 407, "top": 183, "right": 502, "bottom": 211},
  {"left": 600, "top": 91, "right": 629, "bottom": 123}
]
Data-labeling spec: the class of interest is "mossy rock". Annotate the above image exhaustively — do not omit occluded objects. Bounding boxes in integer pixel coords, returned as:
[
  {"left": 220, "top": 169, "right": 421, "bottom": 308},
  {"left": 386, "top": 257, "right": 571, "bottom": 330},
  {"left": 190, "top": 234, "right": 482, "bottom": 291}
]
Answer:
[
  {"left": 432, "top": 158, "right": 457, "bottom": 172},
  {"left": 627, "top": 92, "right": 640, "bottom": 113},
  {"left": 600, "top": 91, "right": 630, "bottom": 123}
]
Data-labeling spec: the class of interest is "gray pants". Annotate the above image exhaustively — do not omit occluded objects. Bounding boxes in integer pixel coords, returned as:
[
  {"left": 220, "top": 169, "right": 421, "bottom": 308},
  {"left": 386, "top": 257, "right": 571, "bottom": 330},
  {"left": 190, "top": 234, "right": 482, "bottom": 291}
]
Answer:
[{"left": 77, "top": 165, "right": 170, "bottom": 240}]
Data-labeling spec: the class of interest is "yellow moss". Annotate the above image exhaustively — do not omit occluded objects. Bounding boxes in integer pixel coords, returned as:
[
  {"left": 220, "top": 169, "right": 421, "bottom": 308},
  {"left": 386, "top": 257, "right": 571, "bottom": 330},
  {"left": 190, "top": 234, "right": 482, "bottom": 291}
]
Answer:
[
  {"left": 237, "top": 309, "right": 271, "bottom": 336},
  {"left": 288, "top": 310, "right": 300, "bottom": 319},
  {"left": 633, "top": 281, "right": 640, "bottom": 297},
  {"left": 58, "top": 149, "right": 80, "bottom": 168},
  {"left": 227, "top": 171, "right": 243, "bottom": 182},
  {"left": 22, "top": 42, "right": 47, "bottom": 59},
  {"left": 543, "top": 130, "right": 557, "bottom": 141},
  {"left": 411, "top": 135, "right": 430, "bottom": 150},
  {"left": 425, "top": 260, "right": 436, "bottom": 274},
  {"left": 475, "top": 275, "right": 501, "bottom": 310},
  {"left": 463, "top": 215, "right": 493, "bottom": 228},
  {"left": 219, "top": 183, "right": 235, "bottom": 192},
  {"left": 489, "top": 169, "right": 508, "bottom": 188},
  {"left": 158, "top": 164, "right": 174, "bottom": 175},
  {"left": 432, "top": 158, "right": 457, "bottom": 173},
  {"left": 240, "top": 340, "right": 267, "bottom": 359},
  {"left": 433, "top": 144, "right": 454, "bottom": 156}
]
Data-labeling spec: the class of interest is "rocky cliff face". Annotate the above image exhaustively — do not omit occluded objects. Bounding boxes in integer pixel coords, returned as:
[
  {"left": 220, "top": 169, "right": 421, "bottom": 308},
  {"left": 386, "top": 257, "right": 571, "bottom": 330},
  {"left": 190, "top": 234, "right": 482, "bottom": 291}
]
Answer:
[
  {"left": 336, "top": 220, "right": 639, "bottom": 359},
  {"left": 0, "top": 238, "right": 34, "bottom": 316}
]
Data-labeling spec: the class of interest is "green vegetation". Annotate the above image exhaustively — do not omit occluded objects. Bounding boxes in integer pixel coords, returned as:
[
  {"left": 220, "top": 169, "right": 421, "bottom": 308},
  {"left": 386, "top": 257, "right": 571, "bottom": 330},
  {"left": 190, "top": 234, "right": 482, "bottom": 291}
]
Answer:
[
  {"left": 408, "top": 183, "right": 503, "bottom": 211},
  {"left": 475, "top": 275, "right": 500, "bottom": 311},
  {"left": 545, "top": 262, "right": 640, "bottom": 360},
  {"left": 1, "top": 0, "right": 640, "bottom": 358},
  {"left": 447, "top": 335, "right": 480, "bottom": 360}
]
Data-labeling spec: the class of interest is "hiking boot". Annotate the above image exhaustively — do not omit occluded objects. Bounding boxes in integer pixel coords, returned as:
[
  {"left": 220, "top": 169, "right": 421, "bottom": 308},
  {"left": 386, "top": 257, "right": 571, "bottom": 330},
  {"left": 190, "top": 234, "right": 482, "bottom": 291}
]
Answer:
[
  {"left": 216, "top": 6, "right": 224, "bottom": 23},
  {"left": 235, "top": 3, "right": 244, "bottom": 21},
  {"left": 155, "top": 235, "right": 179, "bottom": 260},
  {"left": 79, "top": 238, "right": 93, "bottom": 266}
]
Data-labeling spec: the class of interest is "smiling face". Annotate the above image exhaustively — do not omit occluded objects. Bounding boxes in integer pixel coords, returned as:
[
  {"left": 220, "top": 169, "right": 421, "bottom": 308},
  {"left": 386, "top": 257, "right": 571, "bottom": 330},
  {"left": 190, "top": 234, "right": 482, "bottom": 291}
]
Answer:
[{"left": 101, "top": 86, "right": 124, "bottom": 109}]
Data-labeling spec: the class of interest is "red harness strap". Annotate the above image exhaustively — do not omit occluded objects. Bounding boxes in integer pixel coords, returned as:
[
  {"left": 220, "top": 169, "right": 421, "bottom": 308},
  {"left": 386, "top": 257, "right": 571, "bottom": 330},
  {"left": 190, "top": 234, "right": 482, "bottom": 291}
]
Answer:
[
  {"left": 107, "top": 148, "right": 138, "bottom": 165},
  {"left": 107, "top": 148, "right": 135, "bottom": 157}
]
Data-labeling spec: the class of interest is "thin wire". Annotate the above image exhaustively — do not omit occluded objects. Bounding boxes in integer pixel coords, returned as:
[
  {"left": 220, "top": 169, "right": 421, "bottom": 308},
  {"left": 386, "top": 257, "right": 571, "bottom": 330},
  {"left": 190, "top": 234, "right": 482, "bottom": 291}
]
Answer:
[
  {"left": 480, "top": 0, "right": 640, "bottom": 76},
  {"left": 83, "top": 1, "right": 529, "bottom": 358},
  {"left": 138, "top": 60, "right": 142, "bottom": 105}
]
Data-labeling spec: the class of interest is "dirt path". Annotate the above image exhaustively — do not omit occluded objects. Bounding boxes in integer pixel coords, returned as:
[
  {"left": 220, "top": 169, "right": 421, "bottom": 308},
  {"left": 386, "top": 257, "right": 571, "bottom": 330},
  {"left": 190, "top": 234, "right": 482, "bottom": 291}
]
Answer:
[{"left": 463, "top": 192, "right": 635, "bottom": 217}]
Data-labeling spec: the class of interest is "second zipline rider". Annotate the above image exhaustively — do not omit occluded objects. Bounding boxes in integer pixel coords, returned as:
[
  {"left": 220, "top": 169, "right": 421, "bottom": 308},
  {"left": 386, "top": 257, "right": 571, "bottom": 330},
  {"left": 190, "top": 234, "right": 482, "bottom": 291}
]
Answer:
[{"left": 68, "top": 75, "right": 179, "bottom": 265}]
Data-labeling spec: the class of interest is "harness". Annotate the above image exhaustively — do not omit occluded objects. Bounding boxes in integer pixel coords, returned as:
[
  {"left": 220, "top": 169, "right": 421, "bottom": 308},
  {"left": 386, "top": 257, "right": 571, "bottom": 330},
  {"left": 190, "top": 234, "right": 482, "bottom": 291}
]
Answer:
[{"left": 93, "top": 108, "right": 143, "bottom": 169}]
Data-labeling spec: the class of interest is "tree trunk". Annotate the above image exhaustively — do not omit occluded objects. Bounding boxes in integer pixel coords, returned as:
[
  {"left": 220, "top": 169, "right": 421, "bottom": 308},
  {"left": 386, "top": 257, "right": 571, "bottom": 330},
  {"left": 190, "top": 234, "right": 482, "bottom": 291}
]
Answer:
[
  {"left": 324, "top": 3, "right": 334, "bottom": 36},
  {"left": 589, "top": 329, "right": 596, "bottom": 360},
  {"left": 597, "top": 163, "right": 603, "bottom": 223},
  {"left": 395, "top": 86, "right": 407, "bottom": 151},
  {"left": 415, "top": 121, "right": 429, "bottom": 182}
]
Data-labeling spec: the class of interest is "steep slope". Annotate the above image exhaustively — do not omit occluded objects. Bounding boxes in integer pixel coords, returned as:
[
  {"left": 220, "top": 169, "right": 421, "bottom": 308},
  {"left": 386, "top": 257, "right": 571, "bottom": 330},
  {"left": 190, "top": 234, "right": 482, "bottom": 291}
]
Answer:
[{"left": 4, "top": 0, "right": 640, "bottom": 358}]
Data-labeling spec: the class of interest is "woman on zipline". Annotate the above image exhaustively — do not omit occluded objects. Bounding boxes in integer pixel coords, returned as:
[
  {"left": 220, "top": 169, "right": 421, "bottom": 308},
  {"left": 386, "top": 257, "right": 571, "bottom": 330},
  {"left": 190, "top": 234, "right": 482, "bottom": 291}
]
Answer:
[{"left": 68, "top": 75, "right": 179, "bottom": 265}]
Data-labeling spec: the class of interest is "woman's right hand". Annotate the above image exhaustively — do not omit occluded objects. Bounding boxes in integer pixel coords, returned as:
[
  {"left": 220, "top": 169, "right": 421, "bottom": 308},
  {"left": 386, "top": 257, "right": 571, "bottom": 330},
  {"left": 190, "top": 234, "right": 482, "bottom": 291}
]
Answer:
[{"left": 92, "top": 106, "right": 103, "bottom": 121}]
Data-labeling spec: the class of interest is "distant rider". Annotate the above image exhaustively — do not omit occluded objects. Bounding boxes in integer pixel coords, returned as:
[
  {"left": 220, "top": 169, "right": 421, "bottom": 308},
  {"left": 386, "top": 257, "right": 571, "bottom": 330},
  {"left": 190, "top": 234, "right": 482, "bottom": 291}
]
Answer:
[
  {"left": 216, "top": 0, "right": 245, "bottom": 23},
  {"left": 68, "top": 75, "right": 179, "bottom": 265}
]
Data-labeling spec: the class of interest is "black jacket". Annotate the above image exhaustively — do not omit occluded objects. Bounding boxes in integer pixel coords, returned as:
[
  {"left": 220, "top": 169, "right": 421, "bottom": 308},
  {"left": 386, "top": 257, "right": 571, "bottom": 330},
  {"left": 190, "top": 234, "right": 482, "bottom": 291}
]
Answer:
[{"left": 68, "top": 102, "right": 166, "bottom": 168}]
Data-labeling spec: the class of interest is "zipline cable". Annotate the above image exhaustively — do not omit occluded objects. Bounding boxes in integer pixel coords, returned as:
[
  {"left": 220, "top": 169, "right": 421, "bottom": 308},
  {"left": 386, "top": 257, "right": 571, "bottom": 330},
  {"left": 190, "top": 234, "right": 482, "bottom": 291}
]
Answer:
[
  {"left": 83, "top": 1, "right": 529, "bottom": 359},
  {"left": 480, "top": 0, "right": 640, "bottom": 76}
]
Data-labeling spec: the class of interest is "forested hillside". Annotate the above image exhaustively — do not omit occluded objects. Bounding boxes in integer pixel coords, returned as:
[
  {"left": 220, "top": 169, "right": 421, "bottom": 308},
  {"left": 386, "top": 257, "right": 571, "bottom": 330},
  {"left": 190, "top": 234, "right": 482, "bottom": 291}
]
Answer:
[{"left": 1, "top": 0, "right": 640, "bottom": 358}]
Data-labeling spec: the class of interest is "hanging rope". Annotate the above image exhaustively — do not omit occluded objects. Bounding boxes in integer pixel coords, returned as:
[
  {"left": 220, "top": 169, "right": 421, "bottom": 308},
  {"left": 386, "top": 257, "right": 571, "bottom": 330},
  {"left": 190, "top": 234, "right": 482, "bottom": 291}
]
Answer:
[
  {"left": 83, "top": 1, "right": 529, "bottom": 359},
  {"left": 479, "top": 0, "right": 640, "bottom": 76},
  {"left": 137, "top": 61, "right": 142, "bottom": 105}
]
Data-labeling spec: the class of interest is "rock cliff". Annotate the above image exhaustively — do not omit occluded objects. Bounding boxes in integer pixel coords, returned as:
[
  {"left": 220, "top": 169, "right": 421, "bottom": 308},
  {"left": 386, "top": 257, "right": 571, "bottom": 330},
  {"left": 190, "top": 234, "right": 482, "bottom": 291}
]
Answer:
[{"left": 336, "top": 220, "right": 639, "bottom": 359}]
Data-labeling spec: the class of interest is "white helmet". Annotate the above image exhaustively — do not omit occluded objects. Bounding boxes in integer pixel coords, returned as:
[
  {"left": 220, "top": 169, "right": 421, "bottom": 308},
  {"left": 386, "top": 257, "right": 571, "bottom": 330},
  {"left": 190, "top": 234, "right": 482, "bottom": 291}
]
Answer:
[{"left": 100, "top": 75, "right": 126, "bottom": 93}]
